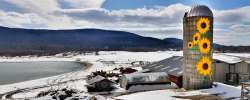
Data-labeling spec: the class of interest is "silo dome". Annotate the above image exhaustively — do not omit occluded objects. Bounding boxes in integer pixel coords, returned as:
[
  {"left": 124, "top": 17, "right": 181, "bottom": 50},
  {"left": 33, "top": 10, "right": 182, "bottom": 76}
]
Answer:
[{"left": 186, "top": 5, "right": 213, "bottom": 17}]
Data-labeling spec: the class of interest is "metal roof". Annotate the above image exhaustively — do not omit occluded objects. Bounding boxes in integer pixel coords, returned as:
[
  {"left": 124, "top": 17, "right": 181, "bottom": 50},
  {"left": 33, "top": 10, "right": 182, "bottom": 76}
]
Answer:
[
  {"left": 123, "top": 72, "right": 168, "bottom": 83},
  {"left": 143, "top": 56, "right": 183, "bottom": 77},
  {"left": 244, "top": 60, "right": 250, "bottom": 64},
  {"left": 86, "top": 75, "right": 106, "bottom": 85},
  {"left": 186, "top": 5, "right": 213, "bottom": 17},
  {"left": 213, "top": 54, "right": 242, "bottom": 64},
  {"left": 143, "top": 54, "right": 243, "bottom": 77}
]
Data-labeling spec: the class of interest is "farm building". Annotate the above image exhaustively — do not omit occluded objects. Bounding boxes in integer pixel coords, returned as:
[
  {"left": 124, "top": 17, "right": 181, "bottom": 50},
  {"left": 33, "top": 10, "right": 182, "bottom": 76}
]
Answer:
[
  {"left": 86, "top": 75, "right": 115, "bottom": 92},
  {"left": 213, "top": 54, "right": 243, "bottom": 84},
  {"left": 142, "top": 56, "right": 183, "bottom": 87},
  {"left": 141, "top": 55, "right": 250, "bottom": 88},
  {"left": 214, "top": 56, "right": 250, "bottom": 84},
  {"left": 120, "top": 72, "right": 171, "bottom": 90}
]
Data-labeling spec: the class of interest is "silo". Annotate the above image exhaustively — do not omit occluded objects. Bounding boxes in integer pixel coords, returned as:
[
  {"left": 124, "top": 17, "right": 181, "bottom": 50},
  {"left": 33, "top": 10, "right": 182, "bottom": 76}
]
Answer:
[{"left": 183, "top": 5, "right": 213, "bottom": 90}]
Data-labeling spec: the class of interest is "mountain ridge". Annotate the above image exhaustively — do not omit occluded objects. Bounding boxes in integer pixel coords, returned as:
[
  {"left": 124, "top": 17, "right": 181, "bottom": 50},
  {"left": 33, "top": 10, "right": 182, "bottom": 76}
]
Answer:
[
  {"left": 0, "top": 26, "right": 249, "bottom": 56},
  {"left": 0, "top": 26, "right": 177, "bottom": 56}
]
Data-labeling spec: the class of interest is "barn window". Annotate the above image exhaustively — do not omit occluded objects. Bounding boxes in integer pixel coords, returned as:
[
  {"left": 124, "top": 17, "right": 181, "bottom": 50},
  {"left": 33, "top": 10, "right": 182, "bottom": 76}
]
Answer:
[
  {"left": 133, "top": 76, "right": 146, "bottom": 82},
  {"left": 157, "top": 76, "right": 165, "bottom": 81}
]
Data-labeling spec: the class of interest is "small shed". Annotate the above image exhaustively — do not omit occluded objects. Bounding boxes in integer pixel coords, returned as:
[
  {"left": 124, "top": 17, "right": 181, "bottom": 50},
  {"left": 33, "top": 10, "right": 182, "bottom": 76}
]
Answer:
[
  {"left": 120, "top": 72, "right": 170, "bottom": 89},
  {"left": 86, "top": 75, "right": 115, "bottom": 92}
]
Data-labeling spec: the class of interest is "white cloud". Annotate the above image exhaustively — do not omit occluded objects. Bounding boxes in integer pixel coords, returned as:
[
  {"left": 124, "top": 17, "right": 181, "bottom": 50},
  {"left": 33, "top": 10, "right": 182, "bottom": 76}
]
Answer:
[
  {"left": 230, "top": 24, "right": 250, "bottom": 33},
  {"left": 60, "top": 0, "right": 105, "bottom": 9},
  {"left": 2, "top": 0, "right": 60, "bottom": 14},
  {"left": 0, "top": 10, "right": 45, "bottom": 28},
  {"left": 0, "top": 0, "right": 104, "bottom": 29},
  {"left": 214, "top": 6, "right": 250, "bottom": 25},
  {"left": 58, "top": 3, "right": 189, "bottom": 36},
  {"left": 2, "top": 0, "right": 105, "bottom": 13}
]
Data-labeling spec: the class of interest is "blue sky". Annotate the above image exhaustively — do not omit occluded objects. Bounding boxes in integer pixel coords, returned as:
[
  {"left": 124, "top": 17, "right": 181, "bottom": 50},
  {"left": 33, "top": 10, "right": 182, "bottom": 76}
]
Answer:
[
  {"left": 103, "top": 0, "right": 250, "bottom": 10},
  {"left": 0, "top": 0, "right": 250, "bottom": 46}
]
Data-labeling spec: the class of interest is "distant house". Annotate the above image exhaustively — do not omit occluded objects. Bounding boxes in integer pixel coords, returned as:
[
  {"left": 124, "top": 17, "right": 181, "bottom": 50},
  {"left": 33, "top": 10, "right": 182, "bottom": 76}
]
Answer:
[
  {"left": 120, "top": 72, "right": 170, "bottom": 90},
  {"left": 142, "top": 55, "right": 250, "bottom": 87},
  {"left": 86, "top": 75, "right": 115, "bottom": 92},
  {"left": 131, "top": 61, "right": 149, "bottom": 66},
  {"left": 99, "top": 61, "right": 115, "bottom": 66}
]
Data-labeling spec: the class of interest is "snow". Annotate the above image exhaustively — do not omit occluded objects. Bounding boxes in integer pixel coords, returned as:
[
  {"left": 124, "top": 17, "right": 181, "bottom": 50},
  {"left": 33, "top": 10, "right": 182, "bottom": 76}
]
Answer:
[
  {"left": 0, "top": 51, "right": 246, "bottom": 64},
  {"left": 127, "top": 84, "right": 177, "bottom": 92},
  {"left": 213, "top": 53, "right": 242, "bottom": 64},
  {"left": 0, "top": 51, "right": 247, "bottom": 99},
  {"left": 117, "top": 90, "right": 183, "bottom": 100},
  {"left": 116, "top": 83, "right": 241, "bottom": 100},
  {"left": 223, "top": 53, "right": 250, "bottom": 58},
  {"left": 202, "top": 83, "right": 241, "bottom": 99},
  {"left": 0, "top": 51, "right": 181, "bottom": 99},
  {"left": 0, "top": 51, "right": 182, "bottom": 63}
]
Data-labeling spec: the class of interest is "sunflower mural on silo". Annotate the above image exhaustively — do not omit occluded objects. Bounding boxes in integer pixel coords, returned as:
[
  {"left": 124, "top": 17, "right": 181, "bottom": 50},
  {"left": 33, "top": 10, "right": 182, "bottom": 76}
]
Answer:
[
  {"left": 196, "top": 17, "right": 212, "bottom": 77},
  {"left": 196, "top": 17, "right": 210, "bottom": 34},
  {"left": 187, "top": 17, "right": 213, "bottom": 77},
  {"left": 196, "top": 56, "right": 212, "bottom": 76},
  {"left": 187, "top": 41, "right": 194, "bottom": 49},
  {"left": 193, "top": 32, "right": 201, "bottom": 45},
  {"left": 198, "top": 38, "right": 211, "bottom": 54}
]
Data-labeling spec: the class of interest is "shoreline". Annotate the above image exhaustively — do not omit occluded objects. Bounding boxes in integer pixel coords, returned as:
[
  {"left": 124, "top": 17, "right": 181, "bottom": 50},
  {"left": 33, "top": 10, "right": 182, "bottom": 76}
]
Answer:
[
  {"left": 77, "top": 61, "right": 93, "bottom": 70},
  {"left": 0, "top": 61, "right": 92, "bottom": 99},
  {"left": 0, "top": 61, "right": 90, "bottom": 86}
]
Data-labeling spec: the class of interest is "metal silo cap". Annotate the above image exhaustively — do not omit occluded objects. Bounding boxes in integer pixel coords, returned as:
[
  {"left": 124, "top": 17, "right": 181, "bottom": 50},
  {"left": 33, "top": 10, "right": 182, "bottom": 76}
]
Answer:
[{"left": 186, "top": 5, "right": 213, "bottom": 17}]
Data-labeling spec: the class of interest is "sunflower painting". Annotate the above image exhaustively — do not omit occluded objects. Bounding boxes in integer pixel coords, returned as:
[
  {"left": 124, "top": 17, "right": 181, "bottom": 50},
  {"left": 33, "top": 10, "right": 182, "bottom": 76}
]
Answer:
[
  {"left": 196, "top": 17, "right": 210, "bottom": 34},
  {"left": 186, "top": 16, "right": 213, "bottom": 77},
  {"left": 187, "top": 41, "right": 193, "bottom": 49},
  {"left": 198, "top": 38, "right": 211, "bottom": 54},
  {"left": 196, "top": 56, "right": 212, "bottom": 76},
  {"left": 193, "top": 32, "right": 201, "bottom": 45}
]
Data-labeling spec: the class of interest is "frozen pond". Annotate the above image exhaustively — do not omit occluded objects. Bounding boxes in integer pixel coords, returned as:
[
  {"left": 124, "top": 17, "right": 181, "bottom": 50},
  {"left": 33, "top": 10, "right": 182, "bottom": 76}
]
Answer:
[{"left": 0, "top": 61, "right": 83, "bottom": 85}]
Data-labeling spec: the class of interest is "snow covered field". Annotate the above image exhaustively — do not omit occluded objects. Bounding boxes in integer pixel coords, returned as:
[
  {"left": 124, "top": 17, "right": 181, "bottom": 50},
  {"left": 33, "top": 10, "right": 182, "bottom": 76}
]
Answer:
[
  {"left": 0, "top": 51, "right": 245, "bottom": 99},
  {"left": 0, "top": 51, "right": 181, "bottom": 63},
  {"left": 116, "top": 83, "right": 241, "bottom": 100}
]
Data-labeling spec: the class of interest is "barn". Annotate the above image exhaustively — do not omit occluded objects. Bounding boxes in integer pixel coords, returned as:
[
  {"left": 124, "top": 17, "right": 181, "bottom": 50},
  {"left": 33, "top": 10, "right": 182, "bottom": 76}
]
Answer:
[
  {"left": 142, "top": 56, "right": 183, "bottom": 87},
  {"left": 214, "top": 55, "right": 250, "bottom": 84},
  {"left": 213, "top": 54, "right": 243, "bottom": 84},
  {"left": 120, "top": 72, "right": 171, "bottom": 90},
  {"left": 141, "top": 55, "right": 250, "bottom": 87}
]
